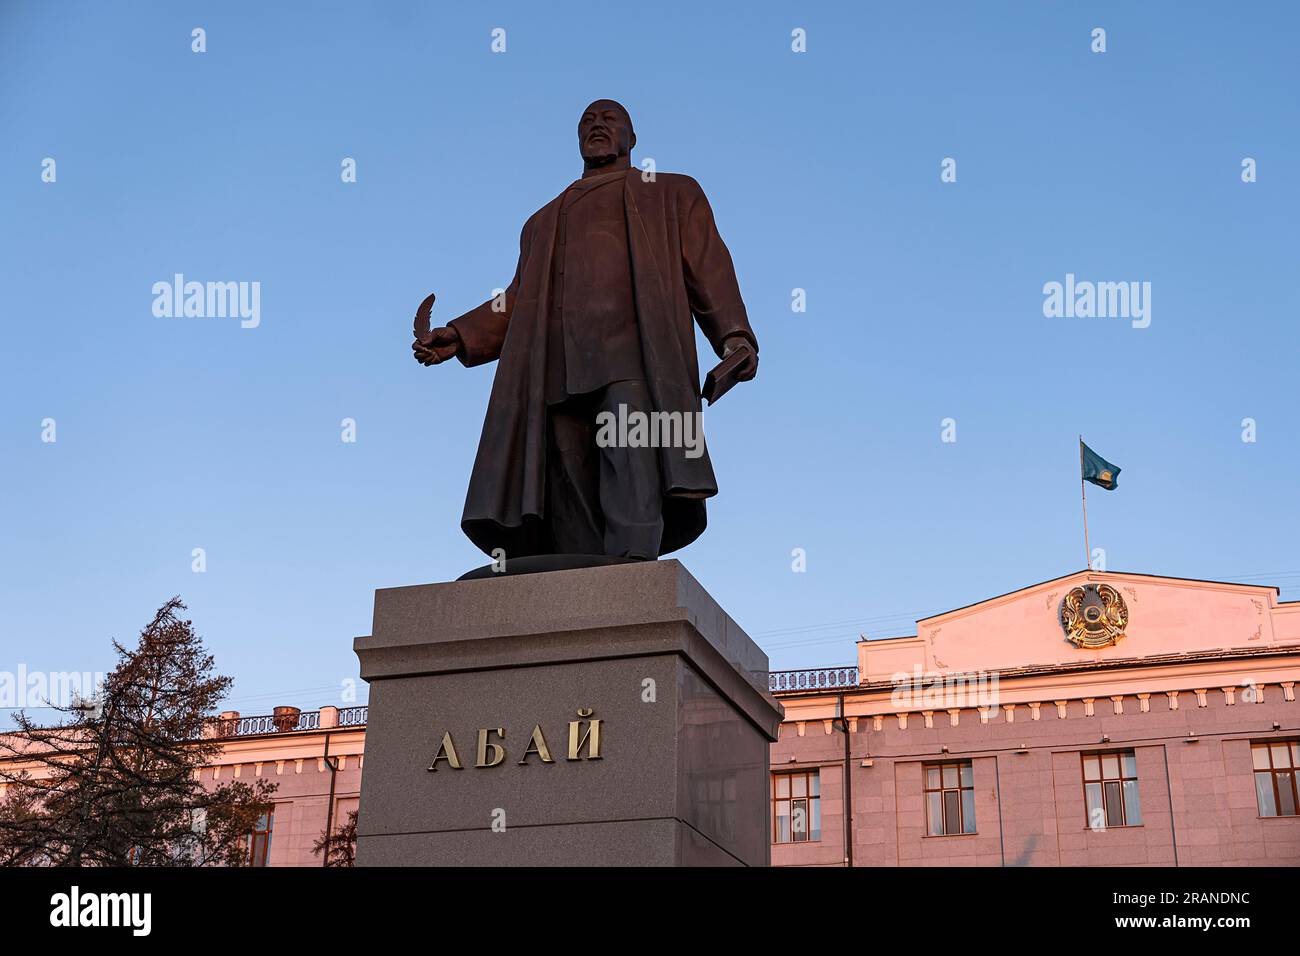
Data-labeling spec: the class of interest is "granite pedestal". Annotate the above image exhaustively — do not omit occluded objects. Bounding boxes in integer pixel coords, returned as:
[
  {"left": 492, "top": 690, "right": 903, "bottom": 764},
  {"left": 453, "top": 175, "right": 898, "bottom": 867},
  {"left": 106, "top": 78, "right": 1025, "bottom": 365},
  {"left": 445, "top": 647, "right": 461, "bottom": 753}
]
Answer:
[{"left": 352, "top": 560, "right": 783, "bottom": 866}]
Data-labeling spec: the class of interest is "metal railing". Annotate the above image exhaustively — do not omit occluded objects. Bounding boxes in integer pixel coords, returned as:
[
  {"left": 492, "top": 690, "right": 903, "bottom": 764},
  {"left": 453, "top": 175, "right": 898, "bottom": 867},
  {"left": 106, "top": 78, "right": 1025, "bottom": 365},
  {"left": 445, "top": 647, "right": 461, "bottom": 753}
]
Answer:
[
  {"left": 338, "top": 706, "right": 368, "bottom": 727},
  {"left": 213, "top": 707, "right": 370, "bottom": 737},
  {"left": 768, "top": 666, "right": 859, "bottom": 693},
  {"left": 225, "top": 710, "right": 322, "bottom": 737},
  {"left": 214, "top": 706, "right": 369, "bottom": 737}
]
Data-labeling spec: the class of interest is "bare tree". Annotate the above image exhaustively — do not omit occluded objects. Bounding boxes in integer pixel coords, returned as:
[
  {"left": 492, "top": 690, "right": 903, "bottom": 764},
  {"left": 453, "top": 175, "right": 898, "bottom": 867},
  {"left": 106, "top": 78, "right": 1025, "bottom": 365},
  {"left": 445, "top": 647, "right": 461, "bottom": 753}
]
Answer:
[
  {"left": 311, "top": 809, "right": 358, "bottom": 867},
  {"left": 0, "top": 597, "right": 275, "bottom": 866}
]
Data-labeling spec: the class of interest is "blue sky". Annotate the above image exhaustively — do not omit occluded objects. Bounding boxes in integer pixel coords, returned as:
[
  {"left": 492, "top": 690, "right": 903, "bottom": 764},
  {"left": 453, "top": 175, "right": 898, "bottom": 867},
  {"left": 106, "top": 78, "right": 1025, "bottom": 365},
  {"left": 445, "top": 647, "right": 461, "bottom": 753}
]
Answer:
[{"left": 2, "top": 1, "right": 1297, "bottom": 724}]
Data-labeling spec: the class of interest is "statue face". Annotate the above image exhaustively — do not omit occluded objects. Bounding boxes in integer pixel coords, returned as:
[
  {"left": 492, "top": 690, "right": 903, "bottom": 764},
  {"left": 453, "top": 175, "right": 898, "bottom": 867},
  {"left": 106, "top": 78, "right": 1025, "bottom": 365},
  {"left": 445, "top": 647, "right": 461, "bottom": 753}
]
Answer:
[{"left": 578, "top": 100, "right": 634, "bottom": 162}]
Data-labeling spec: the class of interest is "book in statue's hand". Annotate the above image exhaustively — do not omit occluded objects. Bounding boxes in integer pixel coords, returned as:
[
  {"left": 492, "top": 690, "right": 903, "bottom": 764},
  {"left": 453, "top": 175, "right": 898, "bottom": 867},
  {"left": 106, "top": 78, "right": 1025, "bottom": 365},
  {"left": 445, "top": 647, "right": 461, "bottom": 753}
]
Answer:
[{"left": 701, "top": 342, "right": 755, "bottom": 406}]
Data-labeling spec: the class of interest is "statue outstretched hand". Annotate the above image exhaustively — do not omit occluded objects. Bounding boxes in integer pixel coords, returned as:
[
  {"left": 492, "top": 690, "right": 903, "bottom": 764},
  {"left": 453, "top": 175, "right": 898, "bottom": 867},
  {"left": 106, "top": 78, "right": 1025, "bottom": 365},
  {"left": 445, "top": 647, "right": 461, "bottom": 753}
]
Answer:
[{"left": 412, "top": 327, "right": 461, "bottom": 366}]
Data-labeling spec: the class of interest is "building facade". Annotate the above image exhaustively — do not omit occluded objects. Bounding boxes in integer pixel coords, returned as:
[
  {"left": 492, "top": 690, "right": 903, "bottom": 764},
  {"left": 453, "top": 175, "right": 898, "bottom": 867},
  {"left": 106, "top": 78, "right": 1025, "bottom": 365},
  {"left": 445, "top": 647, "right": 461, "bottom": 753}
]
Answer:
[
  {"left": 770, "top": 570, "right": 1300, "bottom": 866},
  {"left": 5, "top": 569, "right": 1298, "bottom": 867},
  {"left": 193, "top": 706, "right": 368, "bottom": 866}
]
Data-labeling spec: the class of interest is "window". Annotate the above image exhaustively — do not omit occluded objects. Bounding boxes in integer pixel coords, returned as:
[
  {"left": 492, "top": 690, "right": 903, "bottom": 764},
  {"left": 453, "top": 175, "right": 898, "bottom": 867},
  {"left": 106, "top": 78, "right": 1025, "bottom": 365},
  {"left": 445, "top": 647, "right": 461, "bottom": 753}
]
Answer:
[
  {"left": 924, "top": 761, "right": 976, "bottom": 835},
  {"left": 247, "top": 808, "right": 274, "bottom": 866},
  {"left": 772, "top": 771, "right": 820, "bottom": 843},
  {"left": 1082, "top": 751, "right": 1141, "bottom": 829},
  {"left": 1252, "top": 741, "right": 1300, "bottom": 817}
]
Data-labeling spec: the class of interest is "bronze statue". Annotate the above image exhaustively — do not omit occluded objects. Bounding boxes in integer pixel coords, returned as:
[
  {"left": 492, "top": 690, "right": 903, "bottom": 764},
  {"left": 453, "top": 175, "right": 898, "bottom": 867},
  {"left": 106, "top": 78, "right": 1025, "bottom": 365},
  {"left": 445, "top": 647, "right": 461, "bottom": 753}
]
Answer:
[{"left": 413, "top": 99, "right": 757, "bottom": 566}]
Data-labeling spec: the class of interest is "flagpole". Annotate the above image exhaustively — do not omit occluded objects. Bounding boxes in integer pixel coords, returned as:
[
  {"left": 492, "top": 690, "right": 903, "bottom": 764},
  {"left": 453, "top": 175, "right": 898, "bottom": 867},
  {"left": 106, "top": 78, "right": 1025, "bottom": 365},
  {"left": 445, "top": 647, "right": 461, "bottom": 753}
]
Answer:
[{"left": 1079, "top": 435, "right": 1091, "bottom": 570}]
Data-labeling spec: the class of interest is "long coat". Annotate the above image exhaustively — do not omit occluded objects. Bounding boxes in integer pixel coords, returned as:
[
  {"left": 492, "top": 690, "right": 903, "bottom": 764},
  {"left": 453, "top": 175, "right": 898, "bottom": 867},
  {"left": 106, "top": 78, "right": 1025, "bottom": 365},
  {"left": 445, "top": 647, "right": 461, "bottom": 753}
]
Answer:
[{"left": 449, "top": 170, "right": 756, "bottom": 558}]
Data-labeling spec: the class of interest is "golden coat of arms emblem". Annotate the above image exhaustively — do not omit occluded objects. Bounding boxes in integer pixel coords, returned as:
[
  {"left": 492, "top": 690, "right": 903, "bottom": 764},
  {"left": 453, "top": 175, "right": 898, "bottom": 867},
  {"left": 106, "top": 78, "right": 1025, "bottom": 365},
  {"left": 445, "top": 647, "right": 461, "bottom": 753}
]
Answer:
[{"left": 1060, "top": 584, "right": 1129, "bottom": 649}]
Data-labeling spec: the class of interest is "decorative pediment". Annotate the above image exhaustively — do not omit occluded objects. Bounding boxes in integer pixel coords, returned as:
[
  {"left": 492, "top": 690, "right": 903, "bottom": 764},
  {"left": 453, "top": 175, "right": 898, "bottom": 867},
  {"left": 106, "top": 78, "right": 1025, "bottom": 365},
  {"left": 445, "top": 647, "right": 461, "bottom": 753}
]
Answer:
[{"left": 859, "top": 570, "right": 1297, "bottom": 681}]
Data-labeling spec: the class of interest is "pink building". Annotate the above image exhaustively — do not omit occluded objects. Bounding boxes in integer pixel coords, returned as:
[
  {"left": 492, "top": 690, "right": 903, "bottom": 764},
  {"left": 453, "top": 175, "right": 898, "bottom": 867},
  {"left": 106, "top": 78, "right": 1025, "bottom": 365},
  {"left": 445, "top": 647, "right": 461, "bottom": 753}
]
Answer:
[
  {"left": 6, "top": 569, "right": 1298, "bottom": 867},
  {"left": 769, "top": 569, "right": 1300, "bottom": 866},
  {"left": 189, "top": 705, "right": 368, "bottom": 866}
]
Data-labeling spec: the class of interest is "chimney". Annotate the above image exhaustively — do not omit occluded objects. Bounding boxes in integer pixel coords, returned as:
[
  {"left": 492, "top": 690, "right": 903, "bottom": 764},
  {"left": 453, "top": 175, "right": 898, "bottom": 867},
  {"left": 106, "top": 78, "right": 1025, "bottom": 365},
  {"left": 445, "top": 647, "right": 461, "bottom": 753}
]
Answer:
[{"left": 272, "top": 705, "right": 302, "bottom": 733}]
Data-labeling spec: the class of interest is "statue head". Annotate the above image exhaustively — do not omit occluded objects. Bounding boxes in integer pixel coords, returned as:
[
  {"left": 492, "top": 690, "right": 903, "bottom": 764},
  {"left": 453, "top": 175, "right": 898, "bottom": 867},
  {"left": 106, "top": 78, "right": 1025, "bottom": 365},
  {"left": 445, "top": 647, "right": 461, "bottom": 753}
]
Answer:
[{"left": 578, "top": 99, "right": 635, "bottom": 165}]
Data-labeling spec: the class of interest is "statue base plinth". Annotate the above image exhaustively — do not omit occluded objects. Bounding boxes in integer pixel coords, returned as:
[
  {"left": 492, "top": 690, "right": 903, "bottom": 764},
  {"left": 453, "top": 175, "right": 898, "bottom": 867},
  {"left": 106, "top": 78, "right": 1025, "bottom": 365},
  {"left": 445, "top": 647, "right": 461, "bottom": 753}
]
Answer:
[
  {"left": 352, "top": 559, "right": 783, "bottom": 866},
  {"left": 456, "top": 553, "right": 639, "bottom": 581}
]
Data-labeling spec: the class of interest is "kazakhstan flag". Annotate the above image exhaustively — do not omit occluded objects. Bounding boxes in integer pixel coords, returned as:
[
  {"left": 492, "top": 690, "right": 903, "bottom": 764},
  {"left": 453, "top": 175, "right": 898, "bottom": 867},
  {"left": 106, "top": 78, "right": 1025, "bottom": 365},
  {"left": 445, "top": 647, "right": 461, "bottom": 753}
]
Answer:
[{"left": 1080, "top": 441, "right": 1120, "bottom": 490}]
